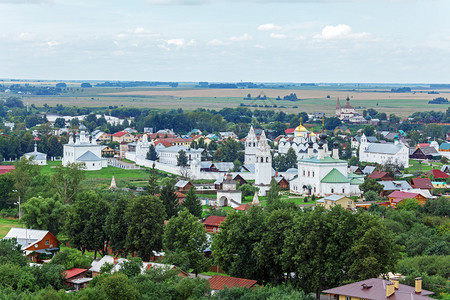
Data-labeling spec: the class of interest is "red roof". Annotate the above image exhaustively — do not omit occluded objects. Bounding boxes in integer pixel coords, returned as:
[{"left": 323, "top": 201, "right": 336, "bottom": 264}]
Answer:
[
  {"left": 285, "top": 128, "right": 295, "bottom": 134},
  {"left": 64, "top": 268, "right": 87, "bottom": 280},
  {"left": 417, "top": 143, "right": 430, "bottom": 147},
  {"left": 388, "top": 191, "right": 420, "bottom": 202},
  {"left": 425, "top": 169, "right": 449, "bottom": 179},
  {"left": 368, "top": 171, "right": 391, "bottom": 179},
  {"left": 203, "top": 216, "right": 226, "bottom": 227},
  {"left": 112, "top": 131, "right": 128, "bottom": 137},
  {"left": 0, "top": 165, "right": 15, "bottom": 175},
  {"left": 234, "top": 203, "right": 252, "bottom": 211},
  {"left": 411, "top": 177, "right": 433, "bottom": 189},
  {"left": 209, "top": 275, "right": 258, "bottom": 290},
  {"left": 33, "top": 137, "right": 40, "bottom": 141},
  {"left": 154, "top": 140, "right": 173, "bottom": 147},
  {"left": 147, "top": 133, "right": 176, "bottom": 139}
]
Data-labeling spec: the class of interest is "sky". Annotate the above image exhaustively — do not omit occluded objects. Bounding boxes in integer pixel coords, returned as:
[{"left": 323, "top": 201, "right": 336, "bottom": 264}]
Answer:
[{"left": 1, "top": 0, "right": 449, "bottom": 83}]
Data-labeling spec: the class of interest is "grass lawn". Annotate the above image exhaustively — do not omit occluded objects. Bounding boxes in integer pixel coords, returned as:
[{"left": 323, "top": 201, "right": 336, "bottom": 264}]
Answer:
[
  {"left": 406, "top": 159, "right": 443, "bottom": 174},
  {"left": 0, "top": 218, "right": 21, "bottom": 238}
]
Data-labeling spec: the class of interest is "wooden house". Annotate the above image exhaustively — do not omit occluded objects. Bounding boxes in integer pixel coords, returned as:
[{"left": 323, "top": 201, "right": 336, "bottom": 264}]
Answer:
[
  {"left": 203, "top": 216, "right": 226, "bottom": 233},
  {"left": 368, "top": 171, "right": 395, "bottom": 181}
]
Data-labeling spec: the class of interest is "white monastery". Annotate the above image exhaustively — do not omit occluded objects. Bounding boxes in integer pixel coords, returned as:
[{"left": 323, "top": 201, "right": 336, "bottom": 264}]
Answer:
[
  {"left": 290, "top": 131, "right": 362, "bottom": 197},
  {"left": 359, "top": 134, "right": 409, "bottom": 168},
  {"left": 277, "top": 118, "right": 319, "bottom": 159},
  {"left": 62, "top": 125, "right": 107, "bottom": 171},
  {"left": 22, "top": 143, "right": 47, "bottom": 165}
]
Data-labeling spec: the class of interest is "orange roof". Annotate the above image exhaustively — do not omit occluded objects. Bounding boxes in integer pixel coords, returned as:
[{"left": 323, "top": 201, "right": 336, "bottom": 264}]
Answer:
[
  {"left": 203, "top": 216, "right": 226, "bottom": 227},
  {"left": 112, "top": 131, "right": 128, "bottom": 137},
  {"left": 64, "top": 268, "right": 87, "bottom": 280},
  {"left": 209, "top": 275, "right": 257, "bottom": 290},
  {"left": 234, "top": 203, "right": 252, "bottom": 211},
  {"left": 154, "top": 140, "right": 173, "bottom": 147}
]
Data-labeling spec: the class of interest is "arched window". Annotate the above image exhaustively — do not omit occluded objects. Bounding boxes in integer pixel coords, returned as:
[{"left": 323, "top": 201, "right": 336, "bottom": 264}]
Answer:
[
  {"left": 331, "top": 188, "right": 334, "bottom": 193},
  {"left": 312, "top": 172, "right": 314, "bottom": 177},
  {"left": 261, "top": 157, "right": 264, "bottom": 163},
  {"left": 342, "top": 188, "right": 345, "bottom": 193},
  {"left": 253, "top": 142, "right": 256, "bottom": 147},
  {"left": 266, "top": 157, "right": 268, "bottom": 162},
  {"left": 303, "top": 170, "right": 305, "bottom": 176},
  {"left": 308, "top": 171, "right": 310, "bottom": 177}
]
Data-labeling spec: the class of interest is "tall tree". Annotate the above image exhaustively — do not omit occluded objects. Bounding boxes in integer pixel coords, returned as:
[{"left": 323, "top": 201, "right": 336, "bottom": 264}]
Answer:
[
  {"left": 65, "top": 191, "right": 110, "bottom": 258},
  {"left": 11, "top": 156, "right": 41, "bottom": 202},
  {"left": 105, "top": 196, "right": 129, "bottom": 256},
  {"left": 22, "top": 196, "right": 66, "bottom": 235},
  {"left": 126, "top": 195, "right": 166, "bottom": 261},
  {"left": 163, "top": 209, "right": 208, "bottom": 276},
  {"left": 146, "top": 144, "right": 158, "bottom": 161},
  {"left": 159, "top": 183, "right": 179, "bottom": 219},
  {"left": 182, "top": 187, "right": 202, "bottom": 218},
  {"left": 266, "top": 179, "right": 281, "bottom": 211},
  {"left": 146, "top": 163, "right": 160, "bottom": 196},
  {"left": 285, "top": 148, "right": 297, "bottom": 170},
  {"left": 177, "top": 150, "right": 188, "bottom": 167},
  {"left": 52, "top": 162, "right": 86, "bottom": 204}
]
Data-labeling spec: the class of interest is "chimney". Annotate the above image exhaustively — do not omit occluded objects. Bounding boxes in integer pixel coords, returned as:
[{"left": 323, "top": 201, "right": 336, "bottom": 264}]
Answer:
[
  {"left": 415, "top": 277, "right": 422, "bottom": 294},
  {"left": 386, "top": 281, "right": 395, "bottom": 298},
  {"left": 391, "top": 277, "right": 399, "bottom": 289}
]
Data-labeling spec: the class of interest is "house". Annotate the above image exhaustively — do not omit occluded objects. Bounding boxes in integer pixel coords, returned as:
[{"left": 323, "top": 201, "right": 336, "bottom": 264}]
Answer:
[
  {"left": 410, "top": 147, "right": 441, "bottom": 160},
  {"left": 209, "top": 275, "right": 258, "bottom": 294},
  {"left": 175, "top": 180, "right": 193, "bottom": 192},
  {"left": 97, "top": 132, "right": 112, "bottom": 142},
  {"left": 112, "top": 131, "right": 134, "bottom": 143},
  {"left": 362, "top": 165, "right": 376, "bottom": 175},
  {"left": 359, "top": 134, "right": 409, "bottom": 168},
  {"left": 3, "top": 228, "right": 61, "bottom": 262},
  {"left": 0, "top": 165, "right": 15, "bottom": 175},
  {"left": 233, "top": 174, "right": 248, "bottom": 186},
  {"left": 322, "top": 277, "right": 433, "bottom": 300},
  {"left": 410, "top": 177, "right": 434, "bottom": 190},
  {"left": 379, "top": 181, "right": 412, "bottom": 197},
  {"left": 101, "top": 146, "right": 116, "bottom": 157},
  {"left": 385, "top": 191, "right": 427, "bottom": 208},
  {"left": 274, "top": 176, "right": 289, "bottom": 189},
  {"left": 348, "top": 166, "right": 364, "bottom": 174},
  {"left": 316, "top": 195, "right": 356, "bottom": 210},
  {"left": 203, "top": 216, "right": 226, "bottom": 233},
  {"left": 351, "top": 135, "right": 378, "bottom": 149},
  {"left": 158, "top": 145, "right": 203, "bottom": 166},
  {"left": 425, "top": 169, "right": 449, "bottom": 180},
  {"left": 368, "top": 171, "right": 395, "bottom": 181},
  {"left": 432, "top": 181, "right": 447, "bottom": 189},
  {"left": 22, "top": 143, "right": 47, "bottom": 165},
  {"left": 65, "top": 268, "right": 91, "bottom": 291},
  {"left": 216, "top": 173, "right": 242, "bottom": 207}
]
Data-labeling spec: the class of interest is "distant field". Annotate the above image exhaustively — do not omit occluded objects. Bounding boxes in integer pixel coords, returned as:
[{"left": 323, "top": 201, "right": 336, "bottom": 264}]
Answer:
[
  {"left": 0, "top": 218, "right": 20, "bottom": 238},
  {"left": 2, "top": 85, "right": 449, "bottom": 117}
]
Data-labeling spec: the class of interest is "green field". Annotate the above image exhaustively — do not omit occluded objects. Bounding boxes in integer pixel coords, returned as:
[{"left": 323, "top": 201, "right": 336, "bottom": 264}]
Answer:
[
  {"left": 0, "top": 218, "right": 21, "bottom": 238},
  {"left": 2, "top": 84, "right": 448, "bottom": 118},
  {"left": 405, "top": 159, "right": 443, "bottom": 174}
]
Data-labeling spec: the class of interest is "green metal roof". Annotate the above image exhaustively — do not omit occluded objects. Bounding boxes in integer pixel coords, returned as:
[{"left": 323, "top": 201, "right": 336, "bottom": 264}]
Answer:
[
  {"left": 321, "top": 168, "right": 350, "bottom": 183},
  {"left": 350, "top": 178, "right": 364, "bottom": 185},
  {"left": 300, "top": 156, "right": 347, "bottom": 164}
]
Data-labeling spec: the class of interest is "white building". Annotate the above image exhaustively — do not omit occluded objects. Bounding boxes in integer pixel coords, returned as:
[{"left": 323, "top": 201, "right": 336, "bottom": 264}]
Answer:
[
  {"left": 244, "top": 126, "right": 258, "bottom": 165},
  {"left": 290, "top": 132, "right": 361, "bottom": 197},
  {"left": 335, "top": 97, "right": 363, "bottom": 121},
  {"left": 359, "top": 134, "right": 409, "bottom": 168},
  {"left": 277, "top": 119, "right": 319, "bottom": 159},
  {"left": 23, "top": 143, "right": 47, "bottom": 165},
  {"left": 62, "top": 125, "right": 107, "bottom": 171},
  {"left": 255, "top": 130, "right": 272, "bottom": 196},
  {"left": 216, "top": 173, "right": 242, "bottom": 207},
  {"left": 158, "top": 145, "right": 203, "bottom": 166}
]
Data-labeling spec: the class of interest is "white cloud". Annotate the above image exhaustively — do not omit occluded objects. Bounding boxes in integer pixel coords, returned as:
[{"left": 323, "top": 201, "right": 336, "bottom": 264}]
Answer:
[
  {"left": 314, "top": 24, "right": 371, "bottom": 40},
  {"left": 46, "top": 41, "right": 60, "bottom": 47},
  {"left": 229, "top": 33, "right": 252, "bottom": 42},
  {"left": 270, "top": 33, "right": 286, "bottom": 39},
  {"left": 207, "top": 39, "right": 228, "bottom": 46},
  {"left": 258, "top": 23, "right": 282, "bottom": 31}
]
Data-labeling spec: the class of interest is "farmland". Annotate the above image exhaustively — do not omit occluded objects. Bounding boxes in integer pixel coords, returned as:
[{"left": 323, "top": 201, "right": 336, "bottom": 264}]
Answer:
[{"left": 2, "top": 83, "right": 449, "bottom": 117}]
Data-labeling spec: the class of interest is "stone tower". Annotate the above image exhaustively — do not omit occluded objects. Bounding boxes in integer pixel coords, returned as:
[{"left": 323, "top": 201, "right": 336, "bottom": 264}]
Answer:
[
  {"left": 245, "top": 126, "right": 258, "bottom": 165},
  {"left": 255, "top": 130, "right": 272, "bottom": 196}
]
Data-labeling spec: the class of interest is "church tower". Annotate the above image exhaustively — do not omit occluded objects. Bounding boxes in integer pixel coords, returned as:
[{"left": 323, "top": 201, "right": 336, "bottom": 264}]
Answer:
[
  {"left": 255, "top": 130, "right": 272, "bottom": 195},
  {"left": 245, "top": 126, "right": 258, "bottom": 165}
]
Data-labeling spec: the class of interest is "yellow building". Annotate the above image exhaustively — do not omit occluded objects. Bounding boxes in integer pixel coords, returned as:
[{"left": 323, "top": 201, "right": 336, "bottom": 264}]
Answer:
[{"left": 316, "top": 195, "right": 355, "bottom": 210}]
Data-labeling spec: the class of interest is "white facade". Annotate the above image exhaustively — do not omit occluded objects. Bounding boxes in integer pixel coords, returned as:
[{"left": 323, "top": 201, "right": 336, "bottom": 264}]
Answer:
[
  {"left": 158, "top": 145, "right": 203, "bottom": 166},
  {"left": 244, "top": 126, "right": 257, "bottom": 165},
  {"left": 255, "top": 131, "right": 272, "bottom": 196},
  {"left": 62, "top": 125, "right": 107, "bottom": 171},
  {"left": 23, "top": 143, "right": 47, "bottom": 165},
  {"left": 277, "top": 121, "right": 319, "bottom": 159},
  {"left": 217, "top": 174, "right": 242, "bottom": 207},
  {"left": 359, "top": 134, "right": 409, "bottom": 168},
  {"left": 290, "top": 133, "right": 361, "bottom": 197}
]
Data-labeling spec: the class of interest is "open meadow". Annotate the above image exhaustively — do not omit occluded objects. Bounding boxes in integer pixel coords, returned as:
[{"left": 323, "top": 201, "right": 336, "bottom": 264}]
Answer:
[{"left": 3, "top": 84, "right": 449, "bottom": 118}]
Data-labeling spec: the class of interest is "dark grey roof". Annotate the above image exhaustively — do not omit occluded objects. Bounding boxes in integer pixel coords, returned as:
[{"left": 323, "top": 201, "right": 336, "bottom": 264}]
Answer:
[{"left": 76, "top": 151, "right": 101, "bottom": 161}]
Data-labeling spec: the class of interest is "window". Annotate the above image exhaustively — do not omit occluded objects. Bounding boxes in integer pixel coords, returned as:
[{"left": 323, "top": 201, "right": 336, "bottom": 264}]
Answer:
[
  {"left": 346, "top": 297, "right": 351, "bottom": 300},
  {"left": 342, "top": 188, "right": 345, "bottom": 193},
  {"left": 312, "top": 172, "right": 314, "bottom": 177},
  {"left": 308, "top": 171, "right": 310, "bottom": 177},
  {"left": 348, "top": 201, "right": 352, "bottom": 205},
  {"left": 331, "top": 188, "right": 334, "bottom": 193},
  {"left": 45, "top": 240, "right": 49, "bottom": 245},
  {"left": 303, "top": 170, "right": 305, "bottom": 176},
  {"left": 266, "top": 157, "right": 268, "bottom": 162}
]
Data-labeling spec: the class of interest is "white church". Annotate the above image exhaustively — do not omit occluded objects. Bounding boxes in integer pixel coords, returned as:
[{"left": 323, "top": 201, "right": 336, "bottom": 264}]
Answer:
[
  {"left": 289, "top": 131, "right": 361, "bottom": 197},
  {"left": 359, "top": 134, "right": 410, "bottom": 168},
  {"left": 62, "top": 125, "right": 107, "bottom": 171},
  {"left": 277, "top": 119, "right": 320, "bottom": 159}
]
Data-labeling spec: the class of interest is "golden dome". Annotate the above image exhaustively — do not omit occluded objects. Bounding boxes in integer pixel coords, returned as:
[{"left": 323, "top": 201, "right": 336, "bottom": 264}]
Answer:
[
  {"left": 295, "top": 125, "right": 307, "bottom": 132},
  {"left": 310, "top": 132, "right": 316, "bottom": 137}
]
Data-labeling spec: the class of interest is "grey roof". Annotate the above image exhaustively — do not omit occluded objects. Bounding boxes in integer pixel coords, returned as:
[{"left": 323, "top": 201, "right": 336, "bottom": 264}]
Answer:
[
  {"left": 363, "top": 166, "right": 376, "bottom": 174},
  {"left": 212, "top": 162, "right": 234, "bottom": 172},
  {"left": 3, "top": 228, "right": 49, "bottom": 250},
  {"left": 24, "top": 151, "right": 47, "bottom": 161},
  {"left": 201, "top": 162, "right": 212, "bottom": 169},
  {"left": 286, "top": 168, "right": 298, "bottom": 173},
  {"left": 415, "top": 147, "right": 440, "bottom": 156},
  {"left": 323, "top": 195, "right": 349, "bottom": 202},
  {"left": 379, "top": 180, "right": 412, "bottom": 191},
  {"left": 76, "top": 151, "right": 101, "bottom": 162},
  {"left": 364, "top": 143, "right": 404, "bottom": 154},
  {"left": 175, "top": 180, "right": 190, "bottom": 188}
]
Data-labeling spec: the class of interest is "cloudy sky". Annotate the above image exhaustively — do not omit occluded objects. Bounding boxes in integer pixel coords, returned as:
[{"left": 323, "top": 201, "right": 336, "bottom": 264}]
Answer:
[{"left": 1, "top": 0, "right": 449, "bottom": 83}]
